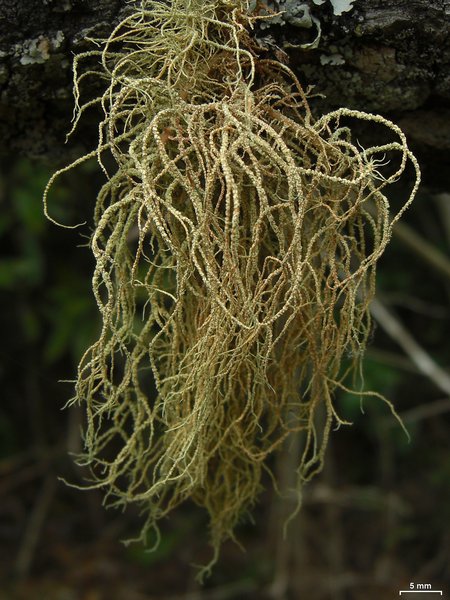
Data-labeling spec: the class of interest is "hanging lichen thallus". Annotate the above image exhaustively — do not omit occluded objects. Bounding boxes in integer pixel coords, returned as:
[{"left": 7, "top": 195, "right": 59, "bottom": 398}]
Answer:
[{"left": 44, "top": 0, "right": 420, "bottom": 576}]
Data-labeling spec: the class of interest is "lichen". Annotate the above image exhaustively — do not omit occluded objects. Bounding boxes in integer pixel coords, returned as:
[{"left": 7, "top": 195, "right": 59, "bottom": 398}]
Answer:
[
  {"left": 329, "top": 0, "right": 355, "bottom": 16},
  {"left": 313, "top": 0, "right": 356, "bottom": 16},
  {"left": 320, "top": 52, "right": 345, "bottom": 65},
  {"left": 257, "top": 1, "right": 322, "bottom": 49},
  {"left": 16, "top": 31, "right": 64, "bottom": 66},
  {"left": 45, "top": 0, "right": 420, "bottom": 576}
]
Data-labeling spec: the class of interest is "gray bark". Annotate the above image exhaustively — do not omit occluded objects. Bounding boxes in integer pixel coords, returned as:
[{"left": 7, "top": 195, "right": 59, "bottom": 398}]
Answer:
[
  {"left": 0, "top": 0, "right": 125, "bottom": 158},
  {"left": 0, "top": 0, "right": 449, "bottom": 169}
]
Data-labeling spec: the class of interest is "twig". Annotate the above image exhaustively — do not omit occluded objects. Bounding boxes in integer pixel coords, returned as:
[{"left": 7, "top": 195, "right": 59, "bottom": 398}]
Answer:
[
  {"left": 400, "top": 397, "right": 450, "bottom": 423},
  {"left": 166, "top": 580, "right": 257, "bottom": 600},
  {"left": 14, "top": 473, "right": 57, "bottom": 580},
  {"left": 365, "top": 348, "right": 418, "bottom": 373},
  {"left": 370, "top": 297, "right": 450, "bottom": 396},
  {"left": 322, "top": 442, "right": 346, "bottom": 600},
  {"left": 268, "top": 430, "right": 304, "bottom": 599},
  {"left": 392, "top": 220, "right": 450, "bottom": 282},
  {"left": 366, "top": 198, "right": 450, "bottom": 281},
  {"left": 303, "top": 483, "right": 409, "bottom": 514},
  {"left": 379, "top": 292, "right": 448, "bottom": 319}
]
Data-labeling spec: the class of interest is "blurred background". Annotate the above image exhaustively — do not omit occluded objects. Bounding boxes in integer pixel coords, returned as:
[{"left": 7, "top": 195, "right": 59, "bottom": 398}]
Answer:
[{"left": 0, "top": 143, "right": 449, "bottom": 600}]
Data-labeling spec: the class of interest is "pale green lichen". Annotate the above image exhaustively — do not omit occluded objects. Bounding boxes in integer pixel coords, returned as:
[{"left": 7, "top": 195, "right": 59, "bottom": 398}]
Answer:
[
  {"left": 45, "top": 0, "right": 419, "bottom": 576},
  {"left": 17, "top": 31, "right": 64, "bottom": 66},
  {"left": 257, "top": 1, "right": 322, "bottom": 49},
  {"left": 313, "top": 0, "right": 356, "bottom": 16}
]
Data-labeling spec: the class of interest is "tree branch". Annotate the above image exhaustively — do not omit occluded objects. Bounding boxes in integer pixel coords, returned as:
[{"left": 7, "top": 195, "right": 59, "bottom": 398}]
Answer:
[
  {"left": 370, "top": 297, "right": 450, "bottom": 397},
  {"left": 1, "top": 0, "right": 449, "bottom": 158}
]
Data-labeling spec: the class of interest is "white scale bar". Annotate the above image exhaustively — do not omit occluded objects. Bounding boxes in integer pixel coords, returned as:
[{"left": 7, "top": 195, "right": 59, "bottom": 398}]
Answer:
[{"left": 399, "top": 592, "right": 443, "bottom": 595}]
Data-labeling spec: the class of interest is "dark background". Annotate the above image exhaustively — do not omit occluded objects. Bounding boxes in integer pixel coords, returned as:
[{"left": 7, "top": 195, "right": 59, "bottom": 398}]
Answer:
[
  {"left": 1, "top": 0, "right": 450, "bottom": 598},
  {"left": 0, "top": 136, "right": 449, "bottom": 600}
]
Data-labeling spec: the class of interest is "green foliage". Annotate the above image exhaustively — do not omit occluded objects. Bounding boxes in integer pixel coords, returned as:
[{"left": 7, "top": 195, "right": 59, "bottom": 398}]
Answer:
[
  {"left": 1, "top": 159, "right": 99, "bottom": 369},
  {"left": 44, "top": 275, "right": 98, "bottom": 365},
  {"left": 0, "top": 162, "right": 46, "bottom": 291}
]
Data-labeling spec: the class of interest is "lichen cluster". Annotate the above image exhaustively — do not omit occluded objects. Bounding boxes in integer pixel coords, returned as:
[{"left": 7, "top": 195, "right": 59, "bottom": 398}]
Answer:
[{"left": 45, "top": 0, "right": 419, "bottom": 572}]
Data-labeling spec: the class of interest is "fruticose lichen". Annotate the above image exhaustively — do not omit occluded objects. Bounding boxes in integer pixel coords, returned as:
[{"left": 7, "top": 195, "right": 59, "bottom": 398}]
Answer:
[{"left": 45, "top": 0, "right": 420, "bottom": 574}]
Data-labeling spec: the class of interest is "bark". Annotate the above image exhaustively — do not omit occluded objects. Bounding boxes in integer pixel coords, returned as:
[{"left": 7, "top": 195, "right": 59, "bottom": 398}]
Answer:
[
  {"left": 0, "top": 0, "right": 125, "bottom": 158},
  {"left": 0, "top": 0, "right": 449, "bottom": 174}
]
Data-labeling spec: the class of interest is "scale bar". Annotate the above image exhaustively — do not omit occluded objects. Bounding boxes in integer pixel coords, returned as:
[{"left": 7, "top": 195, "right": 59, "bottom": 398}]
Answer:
[{"left": 399, "top": 592, "right": 443, "bottom": 595}]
